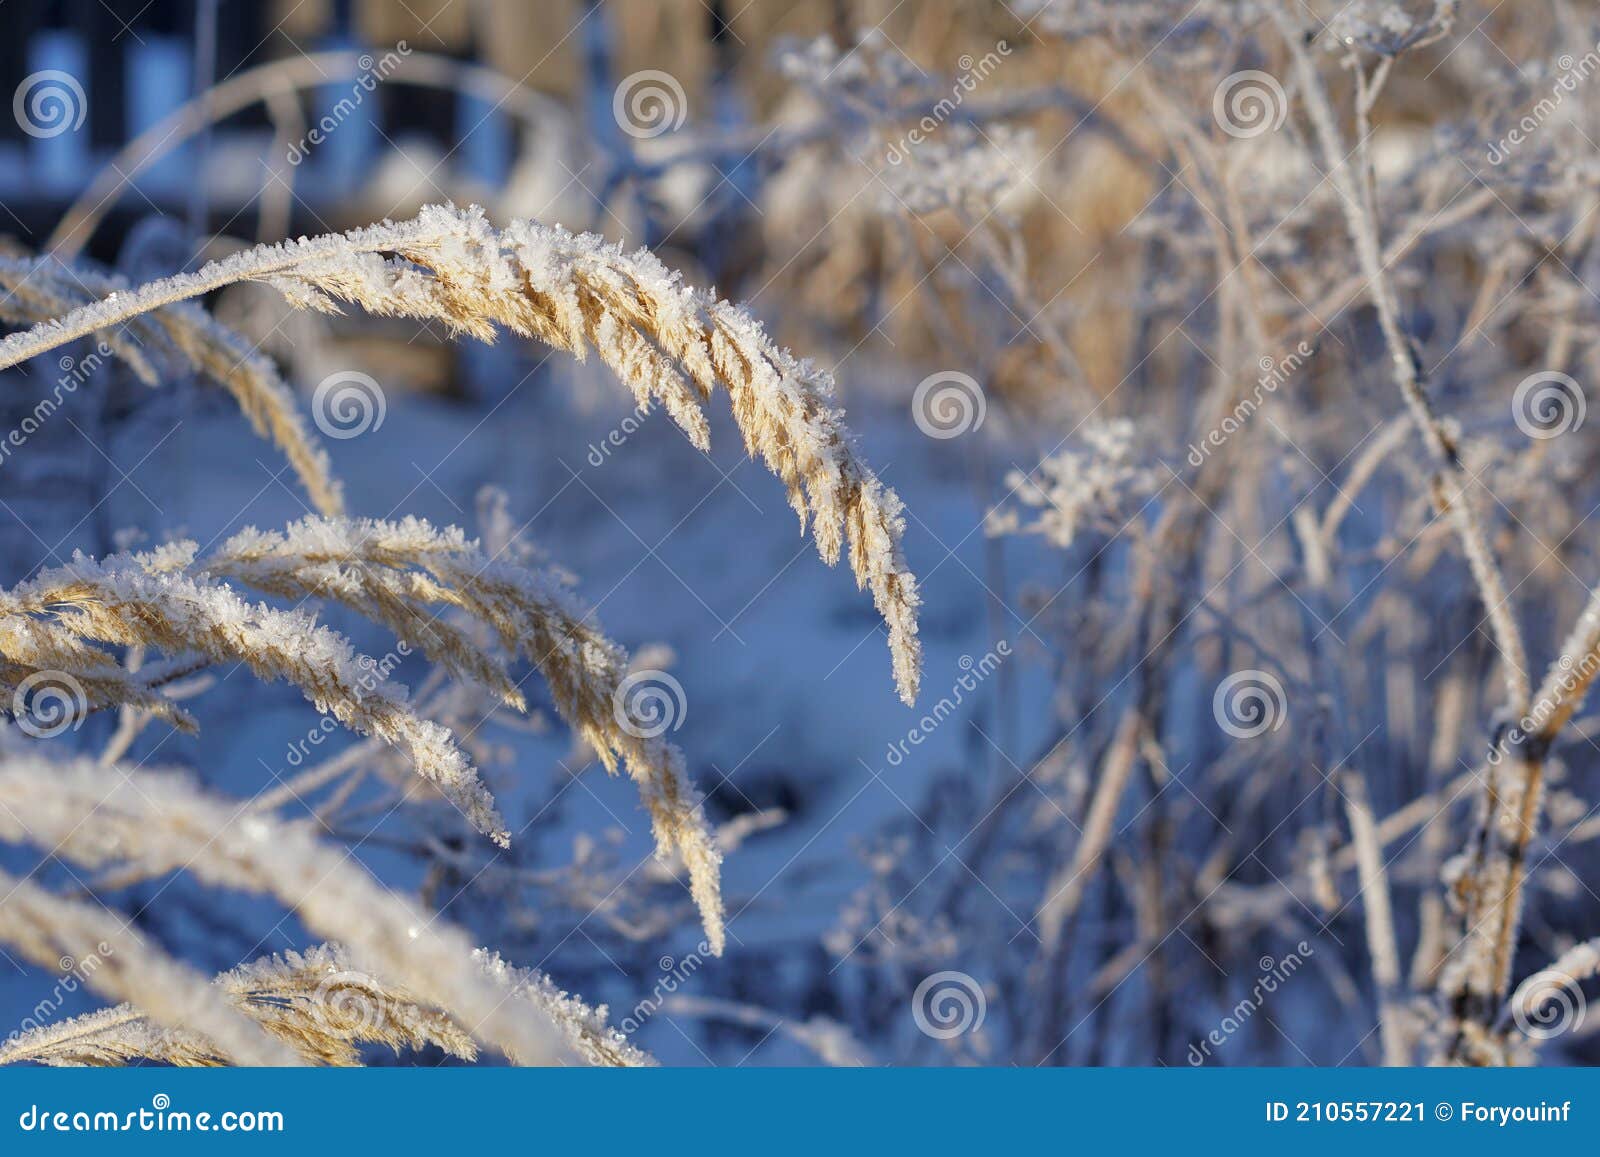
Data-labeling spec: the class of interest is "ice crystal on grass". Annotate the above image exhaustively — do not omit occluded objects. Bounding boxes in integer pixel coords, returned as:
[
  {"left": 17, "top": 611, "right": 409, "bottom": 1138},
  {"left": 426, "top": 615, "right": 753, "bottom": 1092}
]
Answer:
[
  {"left": 987, "top": 420, "right": 1159, "bottom": 548},
  {"left": 0, "top": 206, "right": 921, "bottom": 704},
  {"left": 0, "top": 257, "right": 342, "bottom": 515},
  {"left": 0, "top": 942, "right": 654, "bottom": 1068},
  {"left": 0, "top": 514, "right": 728, "bottom": 950},
  {"left": 0, "top": 757, "right": 579, "bottom": 1065}
]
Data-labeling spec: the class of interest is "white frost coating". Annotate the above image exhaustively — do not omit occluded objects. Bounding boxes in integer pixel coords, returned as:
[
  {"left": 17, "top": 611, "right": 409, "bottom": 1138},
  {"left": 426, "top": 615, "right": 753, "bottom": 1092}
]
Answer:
[
  {"left": 0, "top": 869, "right": 300, "bottom": 1067},
  {"left": 0, "top": 512, "right": 729, "bottom": 949},
  {"left": 206, "top": 514, "right": 726, "bottom": 951},
  {"left": 0, "top": 757, "right": 568, "bottom": 1066},
  {"left": 0, "top": 257, "right": 342, "bottom": 516},
  {"left": 0, "top": 548, "right": 506, "bottom": 845},
  {"left": 0, "top": 205, "right": 920, "bottom": 704},
  {"left": 0, "top": 940, "right": 658, "bottom": 1068},
  {"left": 472, "top": 950, "right": 656, "bottom": 1066}
]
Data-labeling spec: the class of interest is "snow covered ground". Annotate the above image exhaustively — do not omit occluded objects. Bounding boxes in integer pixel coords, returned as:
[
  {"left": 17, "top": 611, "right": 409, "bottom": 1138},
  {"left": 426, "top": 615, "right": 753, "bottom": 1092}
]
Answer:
[{"left": 0, "top": 335, "right": 1057, "bottom": 1065}]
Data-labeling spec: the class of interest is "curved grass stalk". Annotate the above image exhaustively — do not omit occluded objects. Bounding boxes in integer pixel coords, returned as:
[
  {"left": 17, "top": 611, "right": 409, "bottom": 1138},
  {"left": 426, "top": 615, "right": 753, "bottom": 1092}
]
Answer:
[
  {"left": 0, "top": 869, "right": 300, "bottom": 1066},
  {"left": 0, "top": 204, "right": 921, "bottom": 704},
  {"left": 0, "top": 515, "right": 728, "bottom": 949},
  {"left": 0, "top": 756, "right": 572, "bottom": 1065},
  {"left": 0, "top": 258, "right": 342, "bottom": 515}
]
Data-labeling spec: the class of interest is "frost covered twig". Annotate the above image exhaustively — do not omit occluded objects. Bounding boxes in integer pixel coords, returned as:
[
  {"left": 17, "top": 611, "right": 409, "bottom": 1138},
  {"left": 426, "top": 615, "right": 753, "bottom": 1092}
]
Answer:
[
  {"left": 1342, "top": 771, "right": 1409, "bottom": 1065},
  {"left": 472, "top": 949, "right": 655, "bottom": 1067},
  {"left": 1274, "top": 8, "right": 1528, "bottom": 711},
  {"left": 1438, "top": 593, "right": 1600, "bottom": 1060},
  {"left": 1269, "top": 5, "right": 1570, "bottom": 1064}
]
